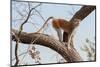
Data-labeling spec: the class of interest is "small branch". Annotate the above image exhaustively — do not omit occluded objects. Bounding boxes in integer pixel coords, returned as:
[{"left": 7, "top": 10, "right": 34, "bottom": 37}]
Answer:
[
  {"left": 15, "top": 5, "right": 24, "bottom": 17},
  {"left": 34, "top": 9, "right": 45, "bottom": 22},
  {"left": 18, "top": 3, "right": 42, "bottom": 37},
  {"left": 12, "top": 51, "right": 28, "bottom": 61},
  {"left": 14, "top": 39, "right": 19, "bottom": 66},
  {"left": 14, "top": 3, "right": 42, "bottom": 66},
  {"left": 28, "top": 2, "right": 31, "bottom": 11}
]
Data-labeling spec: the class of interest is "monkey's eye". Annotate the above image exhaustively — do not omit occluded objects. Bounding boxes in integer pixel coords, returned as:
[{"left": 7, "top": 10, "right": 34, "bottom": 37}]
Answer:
[{"left": 74, "top": 19, "right": 81, "bottom": 22}]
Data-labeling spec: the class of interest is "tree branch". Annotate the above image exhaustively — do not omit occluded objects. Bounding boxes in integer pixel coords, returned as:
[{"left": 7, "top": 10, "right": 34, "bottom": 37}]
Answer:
[
  {"left": 13, "top": 3, "right": 42, "bottom": 66},
  {"left": 12, "top": 29, "right": 82, "bottom": 62},
  {"left": 63, "top": 6, "right": 96, "bottom": 42}
]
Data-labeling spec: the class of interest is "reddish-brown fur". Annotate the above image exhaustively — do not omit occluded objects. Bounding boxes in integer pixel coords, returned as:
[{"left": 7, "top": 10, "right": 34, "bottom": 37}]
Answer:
[{"left": 52, "top": 19, "right": 78, "bottom": 33}]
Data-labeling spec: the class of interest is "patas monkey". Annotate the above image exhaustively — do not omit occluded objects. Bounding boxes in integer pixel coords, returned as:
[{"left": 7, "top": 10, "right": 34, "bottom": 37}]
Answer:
[
  {"left": 52, "top": 18, "right": 80, "bottom": 42},
  {"left": 37, "top": 17, "right": 81, "bottom": 42}
]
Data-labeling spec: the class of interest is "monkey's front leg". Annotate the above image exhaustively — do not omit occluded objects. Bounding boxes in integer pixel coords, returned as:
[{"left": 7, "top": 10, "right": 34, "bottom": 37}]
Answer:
[{"left": 55, "top": 28, "right": 63, "bottom": 42}]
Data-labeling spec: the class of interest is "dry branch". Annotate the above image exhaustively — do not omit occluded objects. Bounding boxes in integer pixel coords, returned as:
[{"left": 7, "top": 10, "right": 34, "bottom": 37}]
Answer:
[
  {"left": 13, "top": 3, "right": 42, "bottom": 66},
  {"left": 12, "top": 29, "right": 82, "bottom": 62},
  {"left": 63, "top": 6, "right": 96, "bottom": 42}
]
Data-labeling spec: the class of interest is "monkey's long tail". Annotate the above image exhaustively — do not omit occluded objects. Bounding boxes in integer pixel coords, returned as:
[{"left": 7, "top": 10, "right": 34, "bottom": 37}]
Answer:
[{"left": 36, "top": 16, "right": 54, "bottom": 33}]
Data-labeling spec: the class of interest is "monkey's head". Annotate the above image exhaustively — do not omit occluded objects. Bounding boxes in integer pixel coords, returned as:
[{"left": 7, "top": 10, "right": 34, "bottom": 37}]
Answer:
[{"left": 73, "top": 19, "right": 81, "bottom": 27}]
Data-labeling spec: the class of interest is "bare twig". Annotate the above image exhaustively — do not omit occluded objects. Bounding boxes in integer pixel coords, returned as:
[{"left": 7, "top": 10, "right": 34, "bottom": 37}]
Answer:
[
  {"left": 12, "top": 31, "right": 20, "bottom": 66},
  {"left": 12, "top": 51, "right": 28, "bottom": 61},
  {"left": 18, "top": 3, "right": 41, "bottom": 37},
  {"left": 34, "top": 9, "right": 45, "bottom": 22},
  {"left": 14, "top": 3, "right": 41, "bottom": 66},
  {"left": 14, "top": 39, "right": 20, "bottom": 66},
  {"left": 15, "top": 5, "right": 24, "bottom": 17},
  {"left": 28, "top": 2, "right": 31, "bottom": 11}
]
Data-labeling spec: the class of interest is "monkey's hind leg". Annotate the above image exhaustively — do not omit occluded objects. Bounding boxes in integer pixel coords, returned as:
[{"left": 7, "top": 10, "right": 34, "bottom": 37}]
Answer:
[{"left": 67, "top": 32, "right": 74, "bottom": 49}]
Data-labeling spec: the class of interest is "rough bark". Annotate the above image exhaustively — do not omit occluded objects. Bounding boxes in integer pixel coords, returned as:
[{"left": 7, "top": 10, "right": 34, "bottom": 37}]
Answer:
[
  {"left": 63, "top": 6, "right": 96, "bottom": 42},
  {"left": 12, "top": 29, "right": 82, "bottom": 62}
]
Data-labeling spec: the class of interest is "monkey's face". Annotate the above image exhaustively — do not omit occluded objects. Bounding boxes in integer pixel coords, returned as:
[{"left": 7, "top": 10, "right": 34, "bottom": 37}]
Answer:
[{"left": 73, "top": 19, "right": 81, "bottom": 27}]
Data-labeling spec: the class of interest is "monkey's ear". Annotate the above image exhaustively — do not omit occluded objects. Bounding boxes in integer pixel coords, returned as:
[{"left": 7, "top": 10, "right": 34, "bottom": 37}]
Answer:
[{"left": 55, "top": 28, "right": 63, "bottom": 42}]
